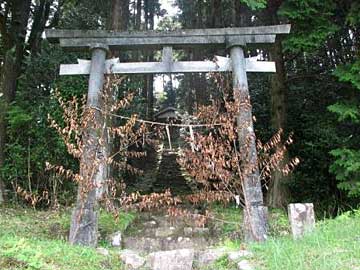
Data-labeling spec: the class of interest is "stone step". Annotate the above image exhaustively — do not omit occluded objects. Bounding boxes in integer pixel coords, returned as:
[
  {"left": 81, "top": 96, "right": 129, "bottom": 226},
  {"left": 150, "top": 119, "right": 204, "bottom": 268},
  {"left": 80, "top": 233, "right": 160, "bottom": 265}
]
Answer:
[
  {"left": 148, "top": 212, "right": 208, "bottom": 227},
  {"left": 116, "top": 248, "right": 254, "bottom": 270},
  {"left": 123, "top": 236, "right": 212, "bottom": 253},
  {"left": 131, "top": 225, "right": 211, "bottom": 238}
]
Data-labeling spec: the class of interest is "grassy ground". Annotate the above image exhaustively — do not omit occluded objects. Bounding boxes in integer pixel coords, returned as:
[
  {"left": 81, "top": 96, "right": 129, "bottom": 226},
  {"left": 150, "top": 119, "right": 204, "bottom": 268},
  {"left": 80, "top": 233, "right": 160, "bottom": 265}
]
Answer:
[
  {"left": 1, "top": 206, "right": 359, "bottom": 270},
  {"left": 0, "top": 207, "right": 135, "bottom": 270},
  {"left": 250, "top": 210, "right": 360, "bottom": 270},
  {"left": 209, "top": 204, "right": 291, "bottom": 241},
  {"left": 208, "top": 206, "right": 360, "bottom": 270}
]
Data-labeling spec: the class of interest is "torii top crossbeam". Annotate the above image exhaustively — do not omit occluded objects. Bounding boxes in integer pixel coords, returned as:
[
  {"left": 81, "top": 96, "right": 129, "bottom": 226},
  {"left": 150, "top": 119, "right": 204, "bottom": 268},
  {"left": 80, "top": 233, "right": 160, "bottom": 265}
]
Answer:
[
  {"left": 45, "top": 25, "right": 290, "bottom": 76},
  {"left": 45, "top": 24, "right": 291, "bottom": 50}
]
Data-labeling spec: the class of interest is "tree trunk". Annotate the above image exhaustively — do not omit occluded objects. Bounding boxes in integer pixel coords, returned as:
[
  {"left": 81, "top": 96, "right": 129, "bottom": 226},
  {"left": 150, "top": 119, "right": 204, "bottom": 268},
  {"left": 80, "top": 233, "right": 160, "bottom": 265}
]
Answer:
[
  {"left": 28, "top": 0, "right": 53, "bottom": 54},
  {"left": 262, "top": 2, "right": 290, "bottom": 209},
  {"left": 109, "top": 0, "right": 129, "bottom": 31},
  {"left": 144, "top": 0, "right": 154, "bottom": 119},
  {"left": 0, "top": 52, "right": 19, "bottom": 204},
  {"left": 210, "top": 0, "right": 222, "bottom": 28},
  {"left": 0, "top": 99, "right": 6, "bottom": 203},
  {"left": 136, "top": 0, "right": 142, "bottom": 30},
  {"left": 267, "top": 36, "right": 290, "bottom": 209},
  {"left": 234, "top": 1, "right": 251, "bottom": 27},
  {"left": 0, "top": 0, "right": 31, "bottom": 204}
]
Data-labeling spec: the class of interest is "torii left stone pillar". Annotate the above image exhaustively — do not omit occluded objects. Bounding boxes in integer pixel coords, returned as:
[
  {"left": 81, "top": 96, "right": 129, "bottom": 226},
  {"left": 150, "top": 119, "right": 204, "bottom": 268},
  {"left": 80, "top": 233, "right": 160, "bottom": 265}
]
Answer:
[{"left": 69, "top": 44, "right": 109, "bottom": 246}]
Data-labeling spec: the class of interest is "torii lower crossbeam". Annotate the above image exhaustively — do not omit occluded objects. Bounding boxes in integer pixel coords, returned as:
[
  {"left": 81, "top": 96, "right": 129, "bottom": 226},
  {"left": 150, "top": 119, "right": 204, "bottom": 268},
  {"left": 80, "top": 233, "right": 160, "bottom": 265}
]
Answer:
[{"left": 60, "top": 56, "right": 276, "bottom": 75}]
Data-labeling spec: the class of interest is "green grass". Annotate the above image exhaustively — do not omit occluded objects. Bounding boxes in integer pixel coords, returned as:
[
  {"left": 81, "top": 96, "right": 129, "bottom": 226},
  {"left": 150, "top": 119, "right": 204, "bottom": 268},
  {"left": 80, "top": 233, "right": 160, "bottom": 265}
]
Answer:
[
  {"left": 0, "top": 207, "right": 136, "bottom": 241},
  {"left": 209, "top": 204, "right": 291, "bottom": 241},
  {"left": 210, "top": 204, "right": 243, "bottom": 239},
  {"left": 209, "top": 206, "right": 360, "bottom": 270},
  {"left": 0, "top": 235, "right": 123, "bottom": 270},
  {"left": 2, "top": 206, "right": 360, "bottom": 270},
  {"left": 0, "top": 207, "right": 136, "bottom": 270},
  {"left": 250, "top": 210, "right": 360, "bottom": 270}
]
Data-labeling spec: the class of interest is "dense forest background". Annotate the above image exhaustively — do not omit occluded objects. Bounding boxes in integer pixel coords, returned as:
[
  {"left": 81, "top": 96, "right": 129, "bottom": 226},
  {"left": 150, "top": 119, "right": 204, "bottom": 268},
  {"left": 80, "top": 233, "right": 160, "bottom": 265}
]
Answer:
[{"left": 0, "top": 0, "right": 359, "bottom": 216}]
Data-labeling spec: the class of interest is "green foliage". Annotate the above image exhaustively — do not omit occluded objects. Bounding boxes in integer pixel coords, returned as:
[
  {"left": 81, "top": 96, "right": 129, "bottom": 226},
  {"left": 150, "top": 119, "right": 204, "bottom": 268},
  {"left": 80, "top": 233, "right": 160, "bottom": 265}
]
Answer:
[
  {"left": 212, "top": 256, "right": 237, "bottom": 270},
  {"left": 0, "top": 207, "right": 136, "bottom": 241},
  {"left": 283, "top": 74, "right": 348, "bottom": 212},
  {"left": 98, "top": 209, "right": 137, "bottom": 241},
  {"left": 0, "top": 236, "right": 123, "bottom": 270},
  {"left": 328, "top": 102, "right": 360, "bottom": 123},
  {"left": 210, "top": 205, "right": 290, "bottom": 240},
  {"left": 279, "top": 0, "right": 339, "bottom": 53},
  {"left": 0, "top": 207, "right": 137, "bottom": 269},
  {"left": 60, "top": 0, "right": 110, "bottom": 30},
  {"left": 1, "top": 42, "right": 88, "bottom": 205},
  {"left": 210, "top": 204, "right": 242, "bottom": 239},
  {"left": 330, "top": 149, "right": 360, "bottom": 197},
  {"left": 240, "top": 0, "right": 266, "bottom": 10},
  {"left": 7, "top": 106, "right": 32, "bottom": 129},
  {"left": 268, "top": 209, "right": 290, "bottom": 237},
  {"left": 346, "top": 2, "right": 360, "bottom": 26},
  {"left": 333, "top": 60, "right": 360, "bottom": 91},
  {"left": 250, "top": 210, "right": 360, "bottom": 270},
  {"left": 328, "top": 40, "right": 360, "bottom": 199}
]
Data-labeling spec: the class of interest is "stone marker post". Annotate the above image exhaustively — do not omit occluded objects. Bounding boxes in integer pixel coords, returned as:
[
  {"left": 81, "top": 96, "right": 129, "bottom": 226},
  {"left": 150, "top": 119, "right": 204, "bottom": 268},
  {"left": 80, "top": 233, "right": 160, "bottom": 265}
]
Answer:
[
  {"left": 288, "top": 203, "right": 315, "bottom": 239},
  {"left": 69, "top": 45, "right": 109, "bottom": 246},
  {"left": 229, "top": 45, "right": 268, "bottom": 242}
]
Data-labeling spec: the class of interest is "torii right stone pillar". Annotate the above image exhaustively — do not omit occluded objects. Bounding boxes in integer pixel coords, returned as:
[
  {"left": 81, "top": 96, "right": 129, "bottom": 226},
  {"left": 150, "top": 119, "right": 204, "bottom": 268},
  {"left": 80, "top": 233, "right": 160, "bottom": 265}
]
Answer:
[{"left": 230, "top": 45, "right": 268, "bottom": 242}]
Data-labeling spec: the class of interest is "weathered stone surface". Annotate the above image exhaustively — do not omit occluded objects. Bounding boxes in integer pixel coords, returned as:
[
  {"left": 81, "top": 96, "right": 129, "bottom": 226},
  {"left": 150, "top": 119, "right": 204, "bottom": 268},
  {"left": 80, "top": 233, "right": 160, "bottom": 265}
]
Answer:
[
  {"left": 195, "top": 248, "right": 227, "bottom": 266},
  {"left": 147, "top": 249, "right": 194, "bottom": 270},
  {"left": 96, "top": 247, "right": 109, "bottom": 256},
  {"left": 144, "top": 220, "right": 157, "bottom": 228},
  {"left": 288, "top": 203, "right": 315, "bottom": 239},
  {"left": 228, "top": 250, "right": 253, "bottom": 262},
  {"left": 193, "top": 227, "right": 210, "bottom": 236},
  {"left": 109, "top": 231, "right": 122, "bottom": 247},
  {"left": 119, "top": 250, "right": 145, "bottom": 269},
  {"left": 123, "top": 236, "right": 210, "bottom": 253},
  {"left": 155, "top": 227, "right": 177, "bottom": 237},
  {"left": 60, "top": 58, "right": 276, "bottom": 76},
  {"left": 46, "top": 25, "right": 291, "bottom": 40},
  {"left": 68, "top": 46, "right": 108, "bottom": 247},
  {"left": 237, "top": 260, "right": 254, "bottom": 270},
  {"left": 123, "top": 210, "right": 215, "bottom": 253},
  {"left": 183, "top": 227, "right": 193, "bottom": 236},
  {"left": 231, "top": 45, "right": 268, "bottom": 242}
]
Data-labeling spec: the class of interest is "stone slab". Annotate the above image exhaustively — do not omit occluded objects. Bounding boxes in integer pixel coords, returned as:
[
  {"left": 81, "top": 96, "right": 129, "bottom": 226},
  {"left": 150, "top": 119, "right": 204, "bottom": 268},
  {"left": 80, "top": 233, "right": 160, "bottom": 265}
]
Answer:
[
  {"left": 288, "top": 203, "right": 315, "bottom": 239},
  {"left": 147, "top": 249, "right": 194, "bottom": 270},
  {"left": 119, "top": 250, "right": 146, "bottom": 269}
]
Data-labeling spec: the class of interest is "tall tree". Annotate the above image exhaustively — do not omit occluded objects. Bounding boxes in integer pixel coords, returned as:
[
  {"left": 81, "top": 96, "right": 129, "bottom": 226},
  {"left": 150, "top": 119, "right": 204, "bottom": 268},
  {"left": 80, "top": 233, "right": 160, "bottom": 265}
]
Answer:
[
  {"left": 328, "top": 1, "right": 360, "bottom": 199},
  {"left": 0, "top": 0, "right": 31, "bottom": 204},
  {"left": 261, "top": 0, "right": 290, "bottom": 208},
  {"left": 0, "top": 0, "right": 56, "bottom": 204},
  {"left": 135, "top": 0, "right": 142, "bottom": 30},
  {"left": 109, "top": 0, "right": 130, "bottom": 31},
  {"left": 144, "top": 0, "right": 155, "bottom": 119}
]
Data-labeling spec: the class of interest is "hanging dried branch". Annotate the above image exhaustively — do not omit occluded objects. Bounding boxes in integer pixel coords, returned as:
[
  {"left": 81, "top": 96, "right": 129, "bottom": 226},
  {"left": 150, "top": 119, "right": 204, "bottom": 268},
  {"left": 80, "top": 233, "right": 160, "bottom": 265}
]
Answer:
[
  {"left": 178, "top": 73, "right": 300, "bottom": 206},
  {"left": 45, "top": 75, "right": 159, "bottom": 211}
]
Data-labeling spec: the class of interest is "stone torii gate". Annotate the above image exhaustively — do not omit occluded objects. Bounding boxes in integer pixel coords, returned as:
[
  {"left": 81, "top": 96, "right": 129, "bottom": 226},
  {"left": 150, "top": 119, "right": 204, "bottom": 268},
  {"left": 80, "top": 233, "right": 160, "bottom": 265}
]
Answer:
[{"left": 46, "top": 24, "right": 291, "bottom": 246}]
